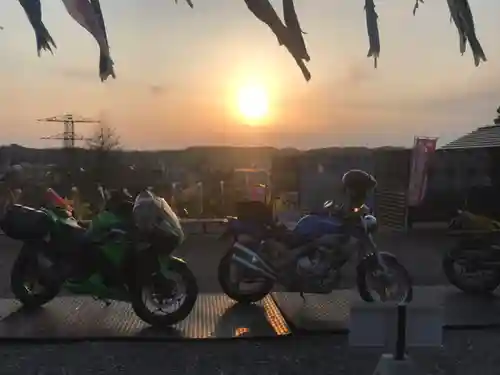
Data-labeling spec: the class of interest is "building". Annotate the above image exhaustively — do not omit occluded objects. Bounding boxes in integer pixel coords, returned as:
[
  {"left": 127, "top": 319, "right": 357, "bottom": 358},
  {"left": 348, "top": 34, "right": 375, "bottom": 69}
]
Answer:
[
  {"left": 271, "top": 147, "right": 412, "bottom": 229},
  {"left": 416, "top": 125, "right": 499, "bottom": 221},
  {"left": 298, "top": 148, "right": 374, "bottom": 211}
]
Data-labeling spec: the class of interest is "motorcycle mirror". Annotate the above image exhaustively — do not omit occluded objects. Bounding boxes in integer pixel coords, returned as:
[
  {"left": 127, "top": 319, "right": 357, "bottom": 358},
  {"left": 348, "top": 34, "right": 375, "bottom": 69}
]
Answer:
[{"left": 324, "top": 200, "right": 334, "bottom": 209}]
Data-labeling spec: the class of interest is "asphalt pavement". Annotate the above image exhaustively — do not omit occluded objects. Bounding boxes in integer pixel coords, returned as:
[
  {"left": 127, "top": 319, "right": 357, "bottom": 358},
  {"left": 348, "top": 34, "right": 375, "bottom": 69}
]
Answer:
[{"left": 0, "top": 330, "right": 495, "bottom": 375}]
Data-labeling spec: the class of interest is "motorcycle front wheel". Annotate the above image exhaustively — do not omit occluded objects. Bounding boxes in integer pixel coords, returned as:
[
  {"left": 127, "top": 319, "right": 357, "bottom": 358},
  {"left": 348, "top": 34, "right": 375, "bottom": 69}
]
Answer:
[
  {"left": 11, "top": 246, "right": 61, "bottom": 310},
  {"left": 442, "top": 248, "right": 500, "bottom": 294},
  {"left": 356, "top": 253, "right": 413, "bottom": 303},
  {"left": 218, "top": 250, "right": 274, "bottom": 304},
  {"left": 131, "top": 256, "right": 198, "bottom": 327}
]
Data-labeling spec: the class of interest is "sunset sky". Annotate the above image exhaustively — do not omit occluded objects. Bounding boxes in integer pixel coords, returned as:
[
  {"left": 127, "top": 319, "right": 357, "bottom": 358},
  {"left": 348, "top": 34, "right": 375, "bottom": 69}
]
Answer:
[{"left": 1, "top": 0, "right": 500, "bottom": 150}]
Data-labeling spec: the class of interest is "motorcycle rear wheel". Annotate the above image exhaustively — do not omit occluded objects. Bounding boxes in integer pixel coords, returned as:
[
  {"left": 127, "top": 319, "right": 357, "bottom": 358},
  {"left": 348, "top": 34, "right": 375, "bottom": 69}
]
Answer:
[
  {"left": 10, "top": 248, "right": 61, "bottom": 310},
  {"left": 218, "top": 250, "right": 274, "bottom": 304},
  {"left": 443, "top": 249, "right": 500, "bottom": 294}
]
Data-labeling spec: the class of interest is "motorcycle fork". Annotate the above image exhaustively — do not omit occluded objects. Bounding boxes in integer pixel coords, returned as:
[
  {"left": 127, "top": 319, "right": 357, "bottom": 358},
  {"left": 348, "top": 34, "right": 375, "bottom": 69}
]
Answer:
[{"left": 357, "top": 240, "right": 391, "bottom": 299}]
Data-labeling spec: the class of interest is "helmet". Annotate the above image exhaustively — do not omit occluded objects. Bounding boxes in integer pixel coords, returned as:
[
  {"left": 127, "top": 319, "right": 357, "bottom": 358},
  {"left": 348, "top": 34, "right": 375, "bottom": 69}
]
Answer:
[{"left": 341, "top": 169, "right": 377, "bottom": 207}]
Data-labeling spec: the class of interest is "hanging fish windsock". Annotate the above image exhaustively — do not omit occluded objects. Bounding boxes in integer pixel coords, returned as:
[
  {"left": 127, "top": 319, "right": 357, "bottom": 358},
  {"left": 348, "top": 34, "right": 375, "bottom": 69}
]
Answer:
[
  {"left": 446, "top": 0, "right": 467, "bottom": 55},
  {"left": 412, "top": 0, "right": 424, "bottom": 15},
  {"left": 61, "top": 0, "right": 116, "bottom": 81},
  {"left": 175, "top": 0, "right": 194, "bottom": 8},
  {"left": 243, "top": 0, "right": 311, "bottom": 81},
  {"left": 282, "top": 0, "right": 309, "bottom": 62},
  {"left": 244, "top": 0, "right": 288, "bottom": 46},
  {"left": 89, "top": 0, "right": 116, "bottom": 80},
  {"left": 447, "top": 0, "right": 486, "bottom": 66},
  {"left": 364, "top": 0, "right": 380, "bottom": 68},
  {"left": 18, "top": 0, "right": 56, "bottom": 56}
]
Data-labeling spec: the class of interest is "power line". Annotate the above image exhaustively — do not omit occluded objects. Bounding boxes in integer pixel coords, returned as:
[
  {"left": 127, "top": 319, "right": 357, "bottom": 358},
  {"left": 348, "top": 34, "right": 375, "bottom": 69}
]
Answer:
[{"left": 39, "top": 113, "right": 100, "bottom": 148}]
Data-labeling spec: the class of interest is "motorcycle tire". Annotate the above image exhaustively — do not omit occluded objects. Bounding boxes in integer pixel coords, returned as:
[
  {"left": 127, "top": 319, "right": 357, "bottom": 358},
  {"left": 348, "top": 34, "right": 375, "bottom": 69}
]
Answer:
[
  {"left": 218, "top": 250, "right": 274, "bottom": 304},
  {"left": 357, "top": 252, "right": 413, "bottom": 303},
  {"left": 131, "top": 256, "right": 198, "bottom": 327},
  {"left": 442, "top": 249, "right": 500, "bottom": 294},
  {"left": 10, "top": 249, "right": 61, "bottom": 310}
]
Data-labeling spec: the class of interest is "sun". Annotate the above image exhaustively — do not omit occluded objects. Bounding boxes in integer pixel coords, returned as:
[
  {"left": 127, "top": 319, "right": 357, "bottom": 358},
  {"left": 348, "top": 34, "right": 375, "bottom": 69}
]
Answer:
[{"left": 236, "top": 84, "right": 269, "bottom": 124}]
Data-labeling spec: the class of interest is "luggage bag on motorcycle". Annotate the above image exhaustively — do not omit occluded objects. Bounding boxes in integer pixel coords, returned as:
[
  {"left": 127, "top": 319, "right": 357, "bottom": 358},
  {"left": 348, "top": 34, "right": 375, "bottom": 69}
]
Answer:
[{"left": 0, "top": 204, "right": 51, "bottom": 240}]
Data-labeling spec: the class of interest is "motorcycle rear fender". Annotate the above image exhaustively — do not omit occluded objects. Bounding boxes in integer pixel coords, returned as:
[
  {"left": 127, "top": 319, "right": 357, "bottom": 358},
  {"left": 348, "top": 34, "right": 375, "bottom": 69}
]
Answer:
[
  {"left": 20, "top": 241, "right": 46, "bottom": 256},
  {"left": 19, "top": 241, "right": 57, "bottom": 271}
]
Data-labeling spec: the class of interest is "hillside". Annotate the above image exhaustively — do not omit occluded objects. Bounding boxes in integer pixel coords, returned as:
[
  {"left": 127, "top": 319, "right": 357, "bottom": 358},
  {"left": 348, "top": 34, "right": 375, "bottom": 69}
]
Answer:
[{"left": 0, "top": 144, "right": 402, "bottom": 172}]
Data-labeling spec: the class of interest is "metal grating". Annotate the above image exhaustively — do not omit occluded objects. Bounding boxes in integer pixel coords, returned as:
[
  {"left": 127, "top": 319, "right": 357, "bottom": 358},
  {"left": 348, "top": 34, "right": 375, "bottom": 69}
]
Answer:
[
  {"left": 272, "top": 291, "right": 353, "bottom": 333},
  {"left": 442, "top": 125, "right": 500, "bottom": 150},
  {"left": 272, "top": 286, "right": 500, "bottom": 332},
  {"left": 0, "top": 294, "right": 290, "bottom": 340}
]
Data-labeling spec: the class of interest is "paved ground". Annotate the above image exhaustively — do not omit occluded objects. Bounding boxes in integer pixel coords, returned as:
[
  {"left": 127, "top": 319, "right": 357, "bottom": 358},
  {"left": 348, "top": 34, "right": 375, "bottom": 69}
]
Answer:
[{"left": 0, "top": 330, "right": 495, "bottom": 375}]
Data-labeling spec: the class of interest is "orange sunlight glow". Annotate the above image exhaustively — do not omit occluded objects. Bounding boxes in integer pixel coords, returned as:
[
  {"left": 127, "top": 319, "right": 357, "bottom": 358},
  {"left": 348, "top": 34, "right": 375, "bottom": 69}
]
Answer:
[{"left": 236, "top": 84, "right": 269, "bottom": 125}]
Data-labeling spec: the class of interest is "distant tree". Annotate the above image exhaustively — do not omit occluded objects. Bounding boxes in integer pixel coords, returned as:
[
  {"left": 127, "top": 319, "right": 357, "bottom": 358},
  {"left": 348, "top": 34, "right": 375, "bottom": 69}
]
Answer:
[
  {"left": 87, "top": 124, "right": 121, "bottom": 152},
  {"left": 86, "top": 124, "right": 122, "bottom": 188}
]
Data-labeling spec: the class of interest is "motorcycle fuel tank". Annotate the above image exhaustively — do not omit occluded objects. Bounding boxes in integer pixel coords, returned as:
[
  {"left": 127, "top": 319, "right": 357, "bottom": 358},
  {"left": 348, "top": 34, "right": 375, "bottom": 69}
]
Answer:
[{"left": 292, "top": 214, "right": 344, "bottom": 241}]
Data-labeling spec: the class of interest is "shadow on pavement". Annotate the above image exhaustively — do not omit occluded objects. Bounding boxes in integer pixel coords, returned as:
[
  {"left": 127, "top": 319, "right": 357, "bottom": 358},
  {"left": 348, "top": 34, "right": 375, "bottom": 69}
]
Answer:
[{"left": 212, "top": 302, "right": 279, "bottom": 338}]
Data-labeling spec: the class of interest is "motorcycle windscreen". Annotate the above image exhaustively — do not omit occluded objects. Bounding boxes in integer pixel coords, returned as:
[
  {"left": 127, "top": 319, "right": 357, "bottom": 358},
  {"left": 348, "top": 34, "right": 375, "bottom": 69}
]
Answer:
[
  {"left": 133, "top": 191, "right": 185, "bottom": 245},
  {"left": 0, "top": 204, "right": 51, "bottom": 240}
]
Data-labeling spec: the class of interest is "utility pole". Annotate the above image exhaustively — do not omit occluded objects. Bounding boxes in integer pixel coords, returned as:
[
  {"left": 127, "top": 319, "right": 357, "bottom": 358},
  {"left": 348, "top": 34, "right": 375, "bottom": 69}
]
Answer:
[
  {"left": 39, "top": 113, "right": 100, "bottom": 148},
  {"left": 38, "top": 114, "right": 100, "bottom": 185}
]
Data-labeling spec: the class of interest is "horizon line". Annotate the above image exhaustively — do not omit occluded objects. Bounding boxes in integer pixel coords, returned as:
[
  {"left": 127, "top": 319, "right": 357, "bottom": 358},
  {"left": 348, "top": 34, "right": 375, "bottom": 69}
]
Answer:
[{"left": 0, "top": 143, "right": 411, "bottom": 153}]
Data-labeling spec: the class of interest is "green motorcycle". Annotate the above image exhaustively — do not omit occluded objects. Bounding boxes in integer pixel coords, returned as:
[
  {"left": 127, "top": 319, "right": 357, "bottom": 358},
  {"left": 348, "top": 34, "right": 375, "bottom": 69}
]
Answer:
[{"left": 0, "top": 189, "right": 198, "bottom": 327}]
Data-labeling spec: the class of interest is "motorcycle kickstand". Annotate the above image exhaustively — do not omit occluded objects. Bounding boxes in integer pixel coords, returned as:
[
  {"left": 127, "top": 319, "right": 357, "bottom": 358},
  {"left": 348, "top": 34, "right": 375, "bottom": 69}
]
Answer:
[{"left": 299, "top": 291, "right": 306, "bottom": 303}]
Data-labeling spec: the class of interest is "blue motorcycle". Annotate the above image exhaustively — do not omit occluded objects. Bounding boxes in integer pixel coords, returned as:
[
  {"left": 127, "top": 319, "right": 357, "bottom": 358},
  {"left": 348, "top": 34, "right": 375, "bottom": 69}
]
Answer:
[{"left": 217, "top": 200, "right": 413, "bottom": 304}]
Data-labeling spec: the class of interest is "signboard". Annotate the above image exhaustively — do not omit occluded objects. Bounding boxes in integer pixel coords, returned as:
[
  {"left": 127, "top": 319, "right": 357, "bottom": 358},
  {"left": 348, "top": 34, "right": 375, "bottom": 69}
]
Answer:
[{"left": 407, "top": 137, "right": 438, "bottom": 207}]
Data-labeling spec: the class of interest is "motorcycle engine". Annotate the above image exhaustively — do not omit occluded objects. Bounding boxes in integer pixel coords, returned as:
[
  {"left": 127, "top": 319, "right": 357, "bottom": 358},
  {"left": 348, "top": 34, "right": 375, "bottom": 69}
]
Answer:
[
  {"left": 293, "top": 246, "right": 346, "bottom": 293},
  {"left": 296, "top": 245, "right": 345, "bottom": 277}
]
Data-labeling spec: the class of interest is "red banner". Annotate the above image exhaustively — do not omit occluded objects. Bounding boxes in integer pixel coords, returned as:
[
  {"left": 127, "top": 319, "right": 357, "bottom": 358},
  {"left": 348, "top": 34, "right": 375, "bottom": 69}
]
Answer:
[{"left": 407, "top": 137, "right": 438, "bottom": 206}]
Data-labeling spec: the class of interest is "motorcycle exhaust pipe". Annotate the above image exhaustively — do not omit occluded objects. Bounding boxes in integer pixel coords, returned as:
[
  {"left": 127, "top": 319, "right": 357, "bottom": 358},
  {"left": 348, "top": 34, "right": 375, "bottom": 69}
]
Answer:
[
  {"left": 231, "top": 254, "right": 277, "bottom": 280},
  {"left": 230, "top": 242, "right": 277, "bottom": 280}
]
